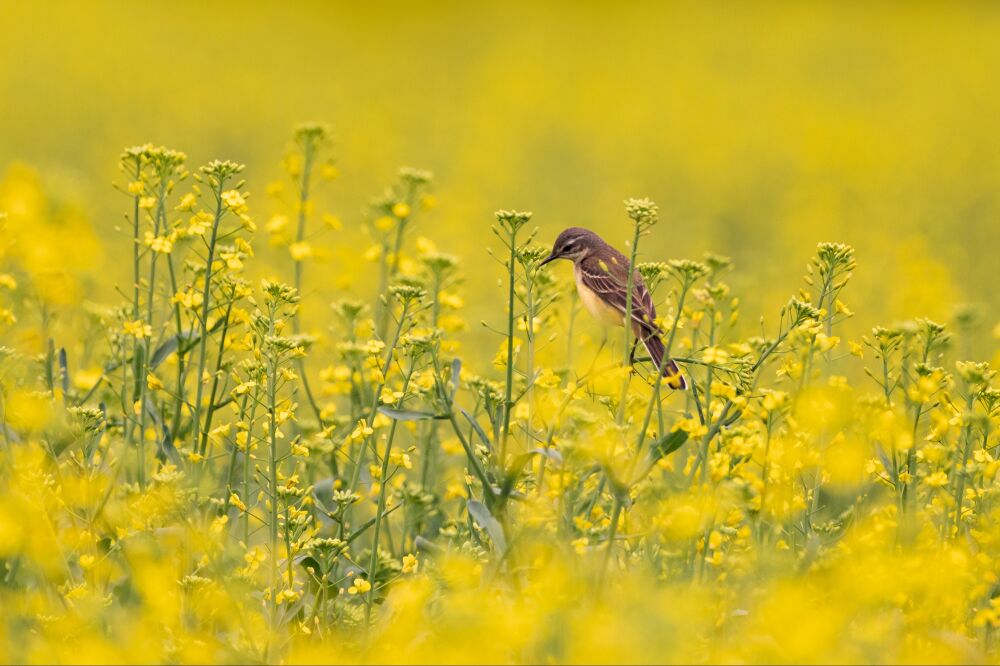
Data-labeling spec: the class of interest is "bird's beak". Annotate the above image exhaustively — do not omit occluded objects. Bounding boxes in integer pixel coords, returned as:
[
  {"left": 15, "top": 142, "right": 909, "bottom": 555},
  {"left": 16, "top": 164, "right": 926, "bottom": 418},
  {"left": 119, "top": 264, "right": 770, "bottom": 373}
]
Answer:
[{"left": 539, "top": 251, "right": 559, "bottom": 267}]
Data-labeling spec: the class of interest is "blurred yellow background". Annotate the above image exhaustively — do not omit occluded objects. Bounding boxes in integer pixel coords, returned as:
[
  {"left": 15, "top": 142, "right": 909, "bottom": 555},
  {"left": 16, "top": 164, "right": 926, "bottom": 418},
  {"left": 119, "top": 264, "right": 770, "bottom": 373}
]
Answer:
[{"left": 2, "top": 1, "right": 998, "bottom": 351}]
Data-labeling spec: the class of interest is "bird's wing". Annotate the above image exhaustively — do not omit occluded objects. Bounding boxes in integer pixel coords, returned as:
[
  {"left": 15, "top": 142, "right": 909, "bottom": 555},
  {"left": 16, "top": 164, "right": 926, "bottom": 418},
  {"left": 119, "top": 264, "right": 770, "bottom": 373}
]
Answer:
[{"left": 578, "top": 255, "right": 659, "bottom": 336}]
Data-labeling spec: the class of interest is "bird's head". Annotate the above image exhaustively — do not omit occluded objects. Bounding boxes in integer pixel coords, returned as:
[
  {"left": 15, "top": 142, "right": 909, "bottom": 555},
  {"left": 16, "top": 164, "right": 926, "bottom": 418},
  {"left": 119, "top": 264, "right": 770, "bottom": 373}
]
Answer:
[{"left": 539, "top": 227, "right": 602, "bottom": 266}]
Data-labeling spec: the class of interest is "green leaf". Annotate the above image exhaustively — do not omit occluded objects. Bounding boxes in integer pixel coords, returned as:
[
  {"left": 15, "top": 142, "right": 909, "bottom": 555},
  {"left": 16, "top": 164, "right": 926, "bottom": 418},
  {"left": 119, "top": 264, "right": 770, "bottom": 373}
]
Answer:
[
  {"left": 150, "top": 336, "right": 180, "bottom": 369},
  {"left": 131, "top": 344, "right": 145, "bottom": 398},
  {"left": 297, "top": 555, "right": 324, "bottom": 577},
  {"left": 377, "top": 406, "right": 449, "bottom": 421},
  {"left": 530, "top": 447, "right": 563, "bottom": 463},
  {"left": 459, "top": 407, "right": 493, "bottom": 451},
  {"left": 499, "top": 452, "right": 534, "bottom": 502},
  {"left": 651, "top": 429, "right": 689, "bottom": 460},
  {"left": 413, "top": 535, "right": 443, "bottom": 554},
  {"left": 157, "top": 427, "right": 179, "bottom": 465},
  {"left": 467, "top": 499, "right": 506, "bottom": 552},
  {"left": 2, "top": 424, "right": 21, "bottom": 444},
  {"left": 58, "top": 347, "right": 69, "bottom": 397},
  {"left": 450, "top": 358, "right": 461, "bottom": 400}
]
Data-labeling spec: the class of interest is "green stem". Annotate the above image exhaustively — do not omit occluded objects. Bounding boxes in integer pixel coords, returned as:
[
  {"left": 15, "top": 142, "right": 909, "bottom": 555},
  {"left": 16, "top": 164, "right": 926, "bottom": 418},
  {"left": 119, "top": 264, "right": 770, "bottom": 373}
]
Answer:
[
  {"left": 348, "top": 303, "right": 409, "bottom": 494},
  {"left": 222, "top": 394, "right": 250, "bottom": 512},
  {"left": 599, "top": 494, "right": 624, "bottom": 589},
  {"left": 635, "top": 283, "right": 691, "bottom": 464},
  {"left": 500, "top": 228, "right": 519, "bottom": 466},
  {"left": 191, "top": 185, "right": 227, "bottom": 452},
  {"left": 125, "top": 160, "right": 142, "bottom": 476},
  {"left": 951, "top": 391, "right": 978, "bottom": 536},
  {"left": 267, "top": 310, "right": 280, "bottom": 618},
  {"left": 244, "top": 388, "right": 259, "bottom": 546},
  {"left": 902, "top": 339, "right": 932, "bottom": 507},
  {"left": 290, "top": 139, "right": 326, "bottom": 427},
  {"left": 198, "top": 299, "right": 234, "bottom": 456},
  {"left": 687, "top": 326, "right": 791, "bottom": 483},
  {"left": 365, "top": 362, "right": 415, "bottom": 629},
  {"left": 166, "top": 256, "right": 187, "bottom": 439},
  {"left": 616, "top": 224, "right": 643, "bottom": 424}
]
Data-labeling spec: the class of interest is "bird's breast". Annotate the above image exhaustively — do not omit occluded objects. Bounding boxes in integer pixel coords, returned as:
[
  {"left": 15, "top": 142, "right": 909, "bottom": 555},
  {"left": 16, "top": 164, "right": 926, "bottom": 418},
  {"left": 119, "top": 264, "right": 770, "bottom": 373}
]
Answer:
[{"left": 575, "top": 265, "right": 624, "bottom": 326}]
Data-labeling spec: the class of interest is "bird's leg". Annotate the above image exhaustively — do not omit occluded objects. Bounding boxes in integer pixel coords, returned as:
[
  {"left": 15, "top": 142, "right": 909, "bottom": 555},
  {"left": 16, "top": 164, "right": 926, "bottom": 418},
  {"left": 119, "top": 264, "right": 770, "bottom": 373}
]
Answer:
[{"left": 628, "top": 338, "right": 640, "bottom": 367}]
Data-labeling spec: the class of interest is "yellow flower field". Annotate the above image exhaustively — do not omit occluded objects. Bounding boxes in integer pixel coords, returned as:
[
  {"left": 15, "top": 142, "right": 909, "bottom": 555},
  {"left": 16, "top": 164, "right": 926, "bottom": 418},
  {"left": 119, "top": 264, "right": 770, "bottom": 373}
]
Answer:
[{"left": 1, "top": 3, "right": 1000, "bottom": 664}]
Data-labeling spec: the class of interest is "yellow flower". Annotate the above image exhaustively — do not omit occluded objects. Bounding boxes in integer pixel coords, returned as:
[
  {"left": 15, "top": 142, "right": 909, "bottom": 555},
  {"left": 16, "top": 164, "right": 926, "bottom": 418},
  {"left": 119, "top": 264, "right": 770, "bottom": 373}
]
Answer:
[
  {"left": 535, "top": 367, "right": 561, "bottom": 389},
  {"left": 908, "top": 374, "right": 940, "bottom": 404},
  {"left": 176, "top": 192, "right": 197, "bottom": 211},
  {"left": 348, "top": 578, "right": 371, "bottom": 595},
  {"left": 439, "top": 292, "right": 464, "bottom": 309},
  {"left": 210, "top": 515, "right": 229, "bottom": 534},
  {"left": 146, "top": 373, "right": 164, "bottom": 391},
  {"left": 172, "top": 289, "right": 204, "bottom": 310},
  {"left": 493, "top": 339, "right": 521, "bottom": 367},
  {"left": 674, "top": 417, "right": 708, "bottom": 439},
  {"left": 5, "top": 390, "right": 53, "bottom": 432},
  {"left": 401, "top": 553, "right": 418, "bottom": 574},
  {"left": 350, "top": 419, "right": 374, "bottom": 442},
  {"left": 266, "top": 214, "right": 289, "bottom": 234},
  {"left": 380, "top": 388, "right": 404, "bottom": 404},
  {"left": 144, "top": 231, "right": 173, "bottom": 254},
  {"left": 392, "top": 202, "right": 411, "bottom": 218},
  {"left": 221, "top": 190, "right": 247, "bottom": 212},
  {"left": 444, "top": 482, "right": 465, "bottom": 500},
  {"left": 220, "top": 251, "right": 243, "bottom": 271},
  {"left": 925, "top": 471, "right": 949, "bottom": 488},
  {"left": 834, "top": 299, "right": 853, "bottom": 317},
  {"left": 416, "top": 236, "right": 437, "bottom": 254},
  {"left": 389, "top": 451, "right": 412, "bottom": 469},
  {"left": 374, "top": 215, "right": 395, "bottom": 231},
  {"left": 702, "top": 347, "right": 728, "bottom": 364},
  {"left": 122, "top": 319, "right": 152, "bottom": 338},
  {"left": 815, "top": 332, "right": 839, "bottom": 352},
  {"left": 229, "top": 493, "right": 246, "bottom": 511},
  {"left": 234, "top": 381, "right": 256, "bottom": 396},
  {"left": 73, "top": 368, "right": 102, "bottom": 391},
  {"left": 441, "top": 438, "right": 464, "bottom": 456},
  {"left": 187, "top": 211, "right": 213, "bottom": 235},
  {"left": 289, "top": 241, "right": 313, "bottom": 261}
]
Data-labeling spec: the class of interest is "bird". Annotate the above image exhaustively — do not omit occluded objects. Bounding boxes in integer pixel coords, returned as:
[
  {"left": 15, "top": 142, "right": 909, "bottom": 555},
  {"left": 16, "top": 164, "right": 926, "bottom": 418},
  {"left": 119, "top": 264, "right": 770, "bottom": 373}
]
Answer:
[{"left": 539, "top": 227, "right": 687, "bottom": 390}]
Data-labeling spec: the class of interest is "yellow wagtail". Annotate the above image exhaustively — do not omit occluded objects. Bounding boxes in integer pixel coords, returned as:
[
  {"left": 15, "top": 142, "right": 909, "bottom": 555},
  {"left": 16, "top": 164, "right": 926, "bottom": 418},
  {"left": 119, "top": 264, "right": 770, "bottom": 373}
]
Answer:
[{"left": 540, "top": 227, "right": 687, "bottom": 390}]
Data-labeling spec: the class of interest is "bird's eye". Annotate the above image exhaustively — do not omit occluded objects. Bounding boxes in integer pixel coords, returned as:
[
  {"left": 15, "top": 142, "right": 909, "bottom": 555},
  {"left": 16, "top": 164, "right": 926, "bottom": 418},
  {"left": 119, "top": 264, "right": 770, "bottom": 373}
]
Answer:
[{"left": 562, "top": 242, "right": 575, "bottom": 253}]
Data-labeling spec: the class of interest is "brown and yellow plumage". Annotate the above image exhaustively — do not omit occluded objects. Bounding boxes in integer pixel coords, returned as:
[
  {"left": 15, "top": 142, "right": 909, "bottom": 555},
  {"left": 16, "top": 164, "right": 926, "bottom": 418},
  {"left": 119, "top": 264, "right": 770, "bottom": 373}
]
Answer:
[{"left": 540, "top": 227, "right": 686, "bottom": 390}]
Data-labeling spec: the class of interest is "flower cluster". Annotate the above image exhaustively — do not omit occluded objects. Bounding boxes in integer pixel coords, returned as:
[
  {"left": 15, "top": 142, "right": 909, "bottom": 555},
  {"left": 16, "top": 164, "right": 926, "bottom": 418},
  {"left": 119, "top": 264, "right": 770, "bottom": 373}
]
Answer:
[{"left": 0, "top": 131, "right": 998, "bottom": 665}]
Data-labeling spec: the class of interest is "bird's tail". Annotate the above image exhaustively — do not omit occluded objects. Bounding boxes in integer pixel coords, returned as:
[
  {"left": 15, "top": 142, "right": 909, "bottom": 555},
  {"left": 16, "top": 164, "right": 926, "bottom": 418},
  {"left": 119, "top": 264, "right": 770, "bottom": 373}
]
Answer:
[{"left": 641, "top": 334, "right": 687, "bottom": 390}]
